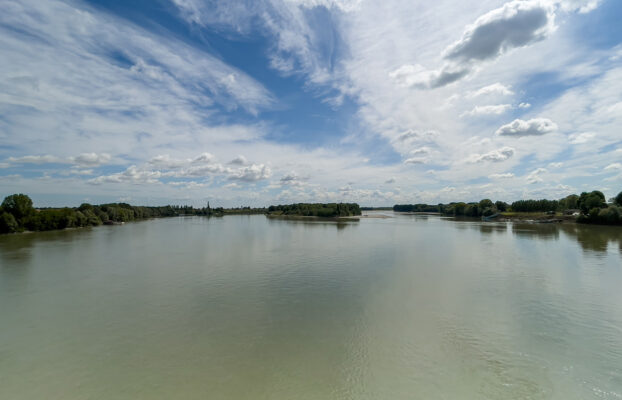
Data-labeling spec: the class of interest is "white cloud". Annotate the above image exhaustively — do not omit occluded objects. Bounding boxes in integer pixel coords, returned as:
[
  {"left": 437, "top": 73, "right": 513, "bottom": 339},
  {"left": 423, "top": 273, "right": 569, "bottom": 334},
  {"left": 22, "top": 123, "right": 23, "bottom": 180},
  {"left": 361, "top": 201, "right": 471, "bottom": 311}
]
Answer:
[
  {"left": 469, "top": 147, "right": 515, "bottom": 163},
  {"left": 468, "top": 83, "right": 514, "bottom": 97},
  {"left": 495, "top": 118, "right": 558, "bottom": 136},
  {"left": 192, "top": 153, "right": 215, "bottom": 164},
  {"left": 228, "top": 164, "right": 272, "bottom": 182},
  {"left": 526, "top": 167, "right": 547, "bottom": 184},
  {"left": 395, "top": 130, "right": 438, "bottom": 143},
  {"left": 444, "top": 1, "right": 555, "bottom": 63},
  {"left": 279, "top": 172, "right": 309, "bottom": 187},
  {"left": 7, "top": 155, "right": 65, "bottom": 164},
  {"left": 88, "top": 166, "right": 162, "bottom": 185},
  {"left": 489, "top": 172, "right": 515, "bottom": 179},
  {"left": 70, "top": 153, "right": 111, "bottom": 167},
  {"left": 7, "top": 153, "right": 111, "bottom": 167},
  {"left": 568, "top": 132, "right": 595, "bottom": 144},
  {"left": 149, "top": 155, "right": 188, "bottom": 169},
  {"left": 403, "top": 157, "right": 427, "bottom": 165},
  {"left": 604, "top": 163, "right": 622, "bottom": 171},
  {"left": 518, "top": 102, "right": 531, "bottom": 109},
  {"left": 461, "top": 104, "right": 512, "bottom": 117},
  {"left": 409, "top": 147, "right": 432, "bottom": 156},
  {"left": 391, "top": 1, "right": 557, "bottom": 89},
  {"left": 228, "top": 155, "right": 248, "bottom": 165},
  {"left": 557, "top": 0, "right": 602, "bottom": 14}
]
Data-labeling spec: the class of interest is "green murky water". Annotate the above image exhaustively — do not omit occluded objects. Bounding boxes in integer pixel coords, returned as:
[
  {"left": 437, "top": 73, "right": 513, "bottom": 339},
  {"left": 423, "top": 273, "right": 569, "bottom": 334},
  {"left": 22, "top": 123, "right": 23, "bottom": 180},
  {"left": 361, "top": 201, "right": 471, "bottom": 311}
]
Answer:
[{"left": 1, "top": 213, "right": 621, "bottom": 399}]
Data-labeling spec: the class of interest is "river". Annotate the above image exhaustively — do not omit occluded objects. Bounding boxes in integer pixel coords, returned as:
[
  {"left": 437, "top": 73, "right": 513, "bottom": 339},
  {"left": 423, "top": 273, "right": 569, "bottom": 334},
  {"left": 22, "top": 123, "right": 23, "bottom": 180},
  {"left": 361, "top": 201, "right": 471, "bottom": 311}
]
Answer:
[{"left": 1, "top": 212, "right": 621, "bottom": 399}]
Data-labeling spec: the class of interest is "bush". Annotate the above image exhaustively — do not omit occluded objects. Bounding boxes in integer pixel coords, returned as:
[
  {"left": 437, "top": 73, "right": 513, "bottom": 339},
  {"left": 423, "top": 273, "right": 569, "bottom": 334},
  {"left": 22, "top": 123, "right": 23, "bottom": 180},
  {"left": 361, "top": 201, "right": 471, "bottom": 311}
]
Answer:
[{"left": 0, "top": 212, "right": 18, "bottom": 233}]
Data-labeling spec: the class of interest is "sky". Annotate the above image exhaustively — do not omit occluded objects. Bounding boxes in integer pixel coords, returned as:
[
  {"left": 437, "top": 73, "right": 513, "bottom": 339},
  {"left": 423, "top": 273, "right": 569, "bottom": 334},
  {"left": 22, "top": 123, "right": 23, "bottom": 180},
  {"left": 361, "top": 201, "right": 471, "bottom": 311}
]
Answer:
[{"left": 1, "top": 0, "right": 621, "bottom": 207}]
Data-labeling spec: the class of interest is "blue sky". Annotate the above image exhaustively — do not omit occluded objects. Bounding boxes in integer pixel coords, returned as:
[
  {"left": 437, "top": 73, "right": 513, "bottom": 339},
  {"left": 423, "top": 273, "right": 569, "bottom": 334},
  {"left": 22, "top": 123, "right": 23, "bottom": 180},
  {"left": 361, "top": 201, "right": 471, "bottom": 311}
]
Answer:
[{"left": 1, "top": 0, "right": 621, "bottom": 207}]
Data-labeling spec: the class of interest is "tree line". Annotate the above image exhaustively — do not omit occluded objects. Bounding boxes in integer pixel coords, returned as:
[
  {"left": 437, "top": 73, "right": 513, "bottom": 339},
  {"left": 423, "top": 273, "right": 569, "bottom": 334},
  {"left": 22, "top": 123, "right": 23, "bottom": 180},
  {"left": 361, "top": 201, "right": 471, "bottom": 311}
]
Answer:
[
  {"left": 267, "top": 203, "right": 362, "bottom": 218},
  {"left": 393, "top": 190, "right": 622, "bottom": 225},
  {"left": 0, "top": 194, "right": 224, "bottom": 234}
]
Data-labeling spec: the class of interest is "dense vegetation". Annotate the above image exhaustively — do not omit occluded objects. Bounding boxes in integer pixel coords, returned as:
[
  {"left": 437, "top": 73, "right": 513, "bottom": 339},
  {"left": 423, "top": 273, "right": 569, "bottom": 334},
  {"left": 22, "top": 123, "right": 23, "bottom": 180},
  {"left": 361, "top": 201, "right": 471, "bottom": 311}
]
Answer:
[
  {"left": 267, "top": 203, "right": 361, "bottom": 218},
  {"left": 223, "top": 207, "right": 267, "bottom": 215},
  {"left": 0, "top": 194, "right": 223, "bottom": 234},
  {"left": 393, "top": 204, "right": 441, "bottom": 213},
  {"left": 393, "top": 190, "right": 622, "bottom": 225}
]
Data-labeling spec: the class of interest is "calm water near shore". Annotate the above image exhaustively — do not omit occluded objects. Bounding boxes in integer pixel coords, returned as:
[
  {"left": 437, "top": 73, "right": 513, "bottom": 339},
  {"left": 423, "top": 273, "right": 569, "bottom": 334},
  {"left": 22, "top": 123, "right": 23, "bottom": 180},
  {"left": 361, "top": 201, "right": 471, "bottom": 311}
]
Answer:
[{"left": 1, "top": 212, "right": 621, "bottom": 399}]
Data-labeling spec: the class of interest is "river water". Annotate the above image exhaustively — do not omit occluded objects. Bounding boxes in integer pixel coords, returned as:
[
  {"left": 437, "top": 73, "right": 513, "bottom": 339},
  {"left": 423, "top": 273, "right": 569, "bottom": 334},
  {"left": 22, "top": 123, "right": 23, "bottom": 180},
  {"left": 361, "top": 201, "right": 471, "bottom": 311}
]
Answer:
[{"left": 1, "top": 212, "right": 621, "bottom": 399}]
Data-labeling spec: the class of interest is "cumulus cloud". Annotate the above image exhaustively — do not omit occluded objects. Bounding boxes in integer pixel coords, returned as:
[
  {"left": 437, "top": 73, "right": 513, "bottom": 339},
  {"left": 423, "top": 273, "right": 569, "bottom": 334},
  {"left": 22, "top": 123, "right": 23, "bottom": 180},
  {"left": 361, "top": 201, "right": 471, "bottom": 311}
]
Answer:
[
  {"left": 192, "top": 153, "right": 215, "bottom": 164},
  {"left": 469, "top": 146, "right": 515, "bottom": 163},
  {"left": 389, "top": 0, "right": 555, "bottom": 89},
  {"left": 495, "top": 118, "right": 558, "bottom": 136},
  {"left": 443, "top": 1, "right": 555, "bottom": 63},
  {"left": 228, "top": 155, "right": 248, "bottom": 165},
  {"left": 391, "top": 1, "right": 556, "bottom": 89},
  {"left": 518, "top": 102, "right": 531, "bottom": 109},
  {"left": 228, "top": 164, "right": 271, "bottom": 182},
  {"left": 461, "top": 104, "right": 512, "bottom": 117}
]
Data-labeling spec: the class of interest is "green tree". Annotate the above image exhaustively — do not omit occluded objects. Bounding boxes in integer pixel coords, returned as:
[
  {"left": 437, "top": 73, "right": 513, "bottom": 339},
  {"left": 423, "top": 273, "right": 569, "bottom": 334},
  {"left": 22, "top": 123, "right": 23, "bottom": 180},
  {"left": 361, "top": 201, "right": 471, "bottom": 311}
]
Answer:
[
  {"left": 615, "top": 191, "right": 622, "bottom": 207},
  {"left": 578, "top": 191, "right": 606, "bottom": 214},
  {"left": 0, "top": 212, "right": 18, "bottom": 233},
  {"left": 478, "top": 199, "right": 494, "bottom": 211},
  {"left": 559, "top": 194, "right": 579, "bottom": 210},
  {"left": 494, "top": 201, "right": 508, "bottom": 212},
  {"left": 2, "top": 194, "right": 35, "bottom": 220}
]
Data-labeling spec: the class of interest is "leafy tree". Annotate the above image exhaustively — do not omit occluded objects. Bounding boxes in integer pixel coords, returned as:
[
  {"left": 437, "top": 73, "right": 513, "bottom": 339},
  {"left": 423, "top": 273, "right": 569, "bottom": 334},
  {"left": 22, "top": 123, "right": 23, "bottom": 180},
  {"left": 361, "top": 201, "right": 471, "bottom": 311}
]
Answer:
[
  {"left": 0, "top": 212, "right": 18, "bottom": 233},
  {"left": 578, "top": 191, "right": 606, "bottom": 214},
  {"left": 615, "top": 191, "right": 622, "bottom": 207},
  {"left": 269, "top": 203, "right": 361, "bottom": 217},
  {"left": 2, "top": 194, "right": 35, "bottom": 221},
  {"left": 495, "top": 201, "right": 508, "bottom": 212},
  {"left": 559, "top": 194, "right": 579, "bottom": 210},
  {"left": 511, "top": 199, "right": 559, "bottom": 212}
]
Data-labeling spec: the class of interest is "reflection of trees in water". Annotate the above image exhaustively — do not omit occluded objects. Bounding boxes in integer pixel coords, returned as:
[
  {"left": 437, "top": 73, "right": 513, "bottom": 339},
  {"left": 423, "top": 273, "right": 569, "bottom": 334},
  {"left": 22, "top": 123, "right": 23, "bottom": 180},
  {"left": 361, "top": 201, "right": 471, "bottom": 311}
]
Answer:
[
  {"left": 0, "top": 233, "right": 38, "bottom": 267},
  {"left": 266, "top": 217, "right": 359, "bottom": 231},
  {"left": 511, "top": 223, "right": 560, "bottom": 241},
  {"left": 0, "top": 228, "right": 92, "bottom": 267},
  {"left": 559, "top": 224, "right": 622, "bottom": 253},
  {"left": 510, "top": 222, "right": 622, "bottom": 253},
  {"left": 479, "top": 223, "right": 508, "bottom": 235}
]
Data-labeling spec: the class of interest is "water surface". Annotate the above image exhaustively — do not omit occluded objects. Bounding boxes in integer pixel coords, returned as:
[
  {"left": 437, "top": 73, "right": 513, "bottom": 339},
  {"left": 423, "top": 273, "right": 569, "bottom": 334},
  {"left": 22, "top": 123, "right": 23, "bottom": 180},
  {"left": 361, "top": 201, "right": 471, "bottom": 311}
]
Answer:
[{"left": 1, "top": 213, "right": 621, "bottom": 399}]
